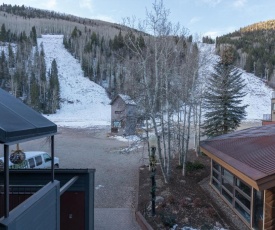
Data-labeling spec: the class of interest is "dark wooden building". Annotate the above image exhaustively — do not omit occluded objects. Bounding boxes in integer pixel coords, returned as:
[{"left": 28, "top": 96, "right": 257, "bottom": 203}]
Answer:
[
  {"left": 262, "top": 92, "right": 275, "bottom": 125},
  {"left": 110, "top": 94, "right": 137, "bottom": 136},
  {"left": 200, "top": 124, "right": 275, "bottom": 230}
]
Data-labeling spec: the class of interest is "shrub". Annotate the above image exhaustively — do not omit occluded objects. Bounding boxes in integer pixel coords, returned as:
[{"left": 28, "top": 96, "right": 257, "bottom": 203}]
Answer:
[
  {"left": 186, "top": 161, "right": 204, "bottom": 172},
  {"left": 167, "top": 195, "right": 176, "bottom": 204},
  {"left": 160, "top": 211, "right": 176, "bottom": 227}
]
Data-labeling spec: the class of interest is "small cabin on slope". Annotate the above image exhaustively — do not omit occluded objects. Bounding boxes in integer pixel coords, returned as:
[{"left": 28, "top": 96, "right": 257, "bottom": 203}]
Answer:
[
  {"left": 110, "top": 94, "right": 137, "bottom": 136},
  {"left": 200, "top": 124, "right": 275, "bottom": 230}
]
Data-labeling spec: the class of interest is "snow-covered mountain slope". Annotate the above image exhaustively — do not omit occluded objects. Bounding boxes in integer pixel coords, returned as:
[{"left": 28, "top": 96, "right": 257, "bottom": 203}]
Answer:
[
  {"left": 38, "top": 35, "right": 111, "bottom": 128},
  {"left": 240, "top": 69, "right": 273, "bottom": 120},
  {"left": 199, "top": 43, "right": 273, "bottom": 121},
  {"left": 38, "top": 37, "right": 272, "bottom": 128}
]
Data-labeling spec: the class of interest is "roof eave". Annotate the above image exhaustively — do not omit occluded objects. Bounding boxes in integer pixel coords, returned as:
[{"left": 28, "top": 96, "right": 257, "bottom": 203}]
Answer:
[{"left": 200, "top": 145, "right": 268, "bottom": 191}]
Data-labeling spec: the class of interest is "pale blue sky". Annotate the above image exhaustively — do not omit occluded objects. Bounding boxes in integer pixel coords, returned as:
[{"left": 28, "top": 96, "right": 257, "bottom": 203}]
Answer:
[{"left": 2, "top": 0, "right": 275, "bottom": 38}]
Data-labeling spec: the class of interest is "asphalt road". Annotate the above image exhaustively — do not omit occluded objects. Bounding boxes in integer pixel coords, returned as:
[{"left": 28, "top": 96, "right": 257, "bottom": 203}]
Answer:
[{"left": 12, "top": 126, "right": 143, "bottom": 229}]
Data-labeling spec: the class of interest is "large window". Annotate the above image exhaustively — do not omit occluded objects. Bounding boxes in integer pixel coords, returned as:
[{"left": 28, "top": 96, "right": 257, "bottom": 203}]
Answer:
[
  {"left": 253, "top": 190, "right": 263, "bottom": 230},
  {"left": 211, "top": 160, "right": 252, "bottom": 225}
]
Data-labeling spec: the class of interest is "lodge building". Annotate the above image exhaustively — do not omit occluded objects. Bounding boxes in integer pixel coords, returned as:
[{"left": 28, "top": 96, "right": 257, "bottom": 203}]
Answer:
[{"left": 200, "top": 124, "right": 275, "bottom": 230}]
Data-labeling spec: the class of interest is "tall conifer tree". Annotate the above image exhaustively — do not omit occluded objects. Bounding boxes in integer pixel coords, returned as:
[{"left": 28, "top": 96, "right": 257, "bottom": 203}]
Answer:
[{"left": 203, "top": 48, "right": 248, "bottom": 137}]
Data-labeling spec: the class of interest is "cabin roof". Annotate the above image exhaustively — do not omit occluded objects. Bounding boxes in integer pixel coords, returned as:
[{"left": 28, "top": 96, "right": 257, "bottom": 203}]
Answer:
[
  {"left": 0, "top": 88, "right": 57, "bottom": 145},
  {"left": 110, "top": 94, "right": 136, "bottom": 106},
  {"left": 200, "top": 124, "right": 275, "bottom": 190}
]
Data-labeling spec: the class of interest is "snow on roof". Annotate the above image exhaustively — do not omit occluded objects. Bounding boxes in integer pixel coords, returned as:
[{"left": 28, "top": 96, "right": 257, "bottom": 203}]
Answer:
[{"left": 111, "top": 94, "right": 136, "bottom": 105}]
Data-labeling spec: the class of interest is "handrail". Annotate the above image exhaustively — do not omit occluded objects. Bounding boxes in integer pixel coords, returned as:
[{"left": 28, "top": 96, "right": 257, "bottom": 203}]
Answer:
[{"left": 59, "top": 176, "right": 79, "bottom": 195}]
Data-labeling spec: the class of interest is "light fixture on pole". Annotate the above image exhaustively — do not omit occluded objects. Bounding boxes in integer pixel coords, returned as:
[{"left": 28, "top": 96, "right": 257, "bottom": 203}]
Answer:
[{"left": 148, "top": 134, "right": 157, "bottom": 216}]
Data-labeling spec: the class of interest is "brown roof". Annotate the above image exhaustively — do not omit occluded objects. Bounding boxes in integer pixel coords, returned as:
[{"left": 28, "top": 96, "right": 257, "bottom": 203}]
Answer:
[{"left": 200, "top": 124, "right": 275, "bottom": 190}]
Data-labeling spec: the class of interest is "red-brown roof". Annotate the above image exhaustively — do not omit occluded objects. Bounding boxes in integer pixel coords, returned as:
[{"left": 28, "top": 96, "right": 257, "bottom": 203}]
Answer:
[{"left": 200, "top": 124, "right": 275, "bottom": 190}]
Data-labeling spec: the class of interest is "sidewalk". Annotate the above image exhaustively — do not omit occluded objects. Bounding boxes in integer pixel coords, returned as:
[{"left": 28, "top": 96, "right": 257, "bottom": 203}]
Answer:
[{"left": 95, "top": 208, "right": 141, "bottom": 230}]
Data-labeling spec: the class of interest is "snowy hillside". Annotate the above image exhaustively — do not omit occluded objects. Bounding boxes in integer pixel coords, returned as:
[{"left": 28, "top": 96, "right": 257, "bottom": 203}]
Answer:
[
  {"left": 199, "top": 43, "right": 273, "bottom": 121},
  {"left": 37, "top": 35, "right": 111, "bottom": 128},
  {"left": 35, "top": 36, "right": 273, "bottom": 128}
]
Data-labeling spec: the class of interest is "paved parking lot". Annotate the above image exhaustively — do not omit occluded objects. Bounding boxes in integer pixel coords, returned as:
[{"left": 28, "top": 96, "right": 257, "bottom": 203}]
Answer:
[{"left": 12, "top": 126, "right": 143, "bottom": 229}]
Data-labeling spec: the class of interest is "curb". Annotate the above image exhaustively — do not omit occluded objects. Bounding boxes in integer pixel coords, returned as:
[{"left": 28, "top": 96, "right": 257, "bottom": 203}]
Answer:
[{"left": 135, "top": 211, "right": 154, "bottom": 230}]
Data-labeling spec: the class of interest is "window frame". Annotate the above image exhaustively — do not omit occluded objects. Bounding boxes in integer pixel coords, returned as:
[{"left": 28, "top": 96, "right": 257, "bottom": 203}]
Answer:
[{"left": 210, "top": 160, "right": 252, "bottom": 226}]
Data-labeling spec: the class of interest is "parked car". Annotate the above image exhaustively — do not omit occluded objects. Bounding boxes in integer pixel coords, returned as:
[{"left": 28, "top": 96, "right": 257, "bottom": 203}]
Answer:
[{"left": 0, "top": 151, "right": 59, "bottom": 169}]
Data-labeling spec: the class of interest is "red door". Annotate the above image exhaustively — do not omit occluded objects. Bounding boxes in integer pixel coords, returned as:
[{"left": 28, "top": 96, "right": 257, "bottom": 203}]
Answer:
[{"left": 60, "top": 192, "right": 85, "bottom": 230}]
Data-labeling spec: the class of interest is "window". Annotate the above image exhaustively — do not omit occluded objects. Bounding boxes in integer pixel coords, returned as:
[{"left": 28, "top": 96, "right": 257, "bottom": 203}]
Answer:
[
  {"left": 235, "top": 190, "right": 250, "bottom": 209},
  {"left": 213, "top": 161, "right": 220, "bottom": 171},
  {"left": 222, "top": 178, "right": 233, "bottom": 193},
  {"left": 212, "top": 178, "right": 220, "bottom": 190},
  {"left": 253, "top": 190, "right": 263, "bottom": 230},
  {"left": 235, "top": 202, "right": 250, "bottom": 223},
  {"left": 222, "top": 168, "right": 234, "bottom": 184},
  {"left": 236, "top": 178, "right": 251, "bottom": 196},
  {"left": 28, "top": 158, "right": 35, "bottom": 168},
  {"left": 222, "top": 188, "right": 233, "bottom": 203},
  {"left": 211, "top": 160, "right": 252, "bottom": 225},
  {"left": 43, "top": 153, "right": 51, "bottom": 162},
  {"left": 212, "top": 170, "right": 220, "bottom": 180},
  {"left": 35, "top": 155, "right": 42, "bottom": 166},
  {"left": 113, "top": 121, "right": 121, "bottom": 128}
]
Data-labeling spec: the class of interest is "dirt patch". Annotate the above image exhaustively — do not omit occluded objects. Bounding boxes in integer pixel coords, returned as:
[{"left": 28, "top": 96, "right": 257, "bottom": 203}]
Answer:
[{"left": 137, "top": 150, "right": 245, "bottom": 230}]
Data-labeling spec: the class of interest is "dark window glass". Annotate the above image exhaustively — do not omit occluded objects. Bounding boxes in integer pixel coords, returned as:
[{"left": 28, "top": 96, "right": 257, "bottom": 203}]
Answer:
[
  {"left": 35, "top": 155, "right": 42, "bottom": 166},
  {"left": 222, "top": 179, "right": 233, "bottom": 193},
  {"left": 212, "top": 170, "right": 220, "bottom": 180},
  {"left": 43, "top": 153, "right": 51, "bottom": 162},
  {"left": 236, "top": 190, "right": 250, "bottom": 209},
  {"left": 236, "top": 178, "right": 251, "bottom": 196},
  {"left": 212, "top": 178, "right": 220, "bottom": 190},
  {"left": 253, "top": 190, "right": 263, "bottom": 230},
  {"left": 235, "top": 202, "right": 250, "bottom": 223},
  {"left": 213, "top": 161, "right": 220, "bottom": 171},
  {"left": 28, "top": 158, "right": 35, "bottom": 168},
  {"left": 222, "top": 168, "right": 234, "bottom": 184},
  {"left": 222, "top": 188, "right": 232, "bottom": 203}
]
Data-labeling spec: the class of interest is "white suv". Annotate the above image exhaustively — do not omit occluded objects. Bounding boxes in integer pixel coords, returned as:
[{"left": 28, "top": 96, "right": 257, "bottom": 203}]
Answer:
[{"left": 0, "top": 151, "right": 59, "bottom": 169}]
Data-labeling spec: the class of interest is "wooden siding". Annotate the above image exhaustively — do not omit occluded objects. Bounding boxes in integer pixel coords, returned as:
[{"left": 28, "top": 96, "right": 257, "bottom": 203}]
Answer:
[
  {"left": 271, "top": 98, "right": 275, "bottom": 122},
  {"left": 111, "top": 95, "right": 137, "bottom": 135},
  {"left": 264, "top": 188, "right": 275, "bottom": 229},
  {"left": 262, "top": 121, "right": 275, "bottom": 126}
]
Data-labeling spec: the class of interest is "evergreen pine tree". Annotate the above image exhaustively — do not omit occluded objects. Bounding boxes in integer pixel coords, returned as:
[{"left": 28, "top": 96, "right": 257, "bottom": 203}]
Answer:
[
  {"left": 203, "top": 56, "right": 248, "bottom": 137},
  {"left": 8, "top": 43, "right": 15, "bottom": 68},
  {"left": 30, "top": 26, "right": 37, "bottom": 46},
  {"left": 48, "top": 59, "right": 60, "bottom": 113},
  {"left": 0, "top": 23, "right": 6, "bottom": 42}
]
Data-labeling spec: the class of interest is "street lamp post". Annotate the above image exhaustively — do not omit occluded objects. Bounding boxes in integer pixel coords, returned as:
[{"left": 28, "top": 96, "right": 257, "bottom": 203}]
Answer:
[{"left": 149, "top": 135, "right": 157, "bottom": 216}]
